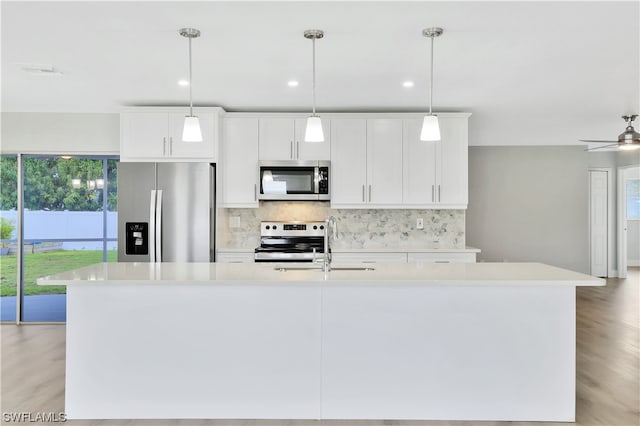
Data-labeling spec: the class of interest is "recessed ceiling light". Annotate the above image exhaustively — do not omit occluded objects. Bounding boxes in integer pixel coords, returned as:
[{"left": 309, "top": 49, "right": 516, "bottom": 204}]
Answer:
[
  {"left": 288, "top": 80, "right": 299, "bottom": 87},
  {"left": 402, "top": 81, "right": 415, "bottom": 88},
  {"left": 178, "top": 80, "right": 190, "bottom": 86}
]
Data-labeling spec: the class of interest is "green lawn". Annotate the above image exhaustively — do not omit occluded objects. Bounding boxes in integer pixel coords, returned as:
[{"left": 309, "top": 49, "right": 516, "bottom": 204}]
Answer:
[{"left": 0, "top": 250, "right": 117, "bottom": 296}]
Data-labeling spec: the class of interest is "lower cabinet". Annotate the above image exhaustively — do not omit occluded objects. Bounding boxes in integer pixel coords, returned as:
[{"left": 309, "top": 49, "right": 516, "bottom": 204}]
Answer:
[
  {"left": 216, "top": 250, "right": 478, "bottom": 264},
  {"left": 332, "top": 252, "right": 407, "bottom": 263},
  {"left": 216, "top": 251, "right": 254, "bottom": 263},
  {"left": 407, "top": 252, "right": 476, "bottom": 263},
  {"left": 333, "top": 251, "right": 477, "bottom": 264}
]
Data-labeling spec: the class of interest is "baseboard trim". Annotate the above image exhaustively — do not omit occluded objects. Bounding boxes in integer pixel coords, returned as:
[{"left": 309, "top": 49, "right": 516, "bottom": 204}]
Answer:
[{"left": 628, "top": 260, "right": 640, "bottom": 267}]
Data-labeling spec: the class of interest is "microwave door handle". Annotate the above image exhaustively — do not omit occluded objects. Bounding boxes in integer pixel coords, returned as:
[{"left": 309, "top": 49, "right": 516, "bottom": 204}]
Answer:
[{"left": 314, "top": 167, "right": 320, "bottom": 194}]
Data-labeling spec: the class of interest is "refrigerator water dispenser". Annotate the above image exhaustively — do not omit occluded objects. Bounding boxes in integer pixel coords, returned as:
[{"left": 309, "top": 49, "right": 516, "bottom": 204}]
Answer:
[{"left": 125, "top": 222, "right": 148, "bottom": 255}]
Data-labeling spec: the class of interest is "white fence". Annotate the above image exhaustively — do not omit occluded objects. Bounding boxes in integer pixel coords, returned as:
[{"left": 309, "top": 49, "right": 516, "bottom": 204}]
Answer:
[{"left": 0, "top": 210, "right": 117, "bottom": 250}]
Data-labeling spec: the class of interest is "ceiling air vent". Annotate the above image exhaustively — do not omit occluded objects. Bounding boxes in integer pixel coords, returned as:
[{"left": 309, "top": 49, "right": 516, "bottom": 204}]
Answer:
[{"left": 16, "top": 63, "right": 64, "bottom": 76}]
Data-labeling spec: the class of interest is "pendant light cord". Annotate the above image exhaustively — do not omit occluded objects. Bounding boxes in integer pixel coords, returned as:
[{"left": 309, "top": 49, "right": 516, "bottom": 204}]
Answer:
[
  {"left": 188, "top": 35, "right": 194, "bottom": 117},
  {"left": 429, "top": 35, "right": 434, "bottom": 116},
  {"left": 312, "top": 37, "right": 317, "bottom": 117}
]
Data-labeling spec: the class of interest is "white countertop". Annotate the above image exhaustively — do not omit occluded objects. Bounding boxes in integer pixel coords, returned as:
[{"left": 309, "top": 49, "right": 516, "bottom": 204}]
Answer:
[{"left": 37, "top": 261, "right": 603, "bottom": 287}]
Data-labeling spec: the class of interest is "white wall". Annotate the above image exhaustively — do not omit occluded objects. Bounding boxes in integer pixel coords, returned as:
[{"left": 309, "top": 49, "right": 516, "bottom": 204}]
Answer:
[
  {"left": 1, "top": 112, "right": 119, "bottom": 154},
  {"left": 466, "top": 146, "right": 589, "bottom": 273}
]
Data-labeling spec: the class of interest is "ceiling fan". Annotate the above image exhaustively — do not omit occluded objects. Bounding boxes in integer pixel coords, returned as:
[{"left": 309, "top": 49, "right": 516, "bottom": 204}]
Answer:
[{"left": 581, "top": 115, "right": 640, "bottom": 151}]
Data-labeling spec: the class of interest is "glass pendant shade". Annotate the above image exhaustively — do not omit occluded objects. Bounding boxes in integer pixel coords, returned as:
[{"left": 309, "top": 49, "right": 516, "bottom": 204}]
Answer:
[
  {"left": 619, "top": 143, "right": 640, "bottom": 151},
  {"left": 420, "top": 115, "right": 441, "bottom": 141},
  {"left": 182, "top": 115, "right": 203, "bottom": 142},
  {"left": 305, "top": 116, "right": 324, "bottom": 142}
]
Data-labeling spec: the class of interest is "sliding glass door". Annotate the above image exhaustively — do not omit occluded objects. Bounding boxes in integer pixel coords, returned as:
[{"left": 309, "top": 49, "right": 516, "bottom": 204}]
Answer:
[{"left": 0, "top": 155, "right": 118, "bottom": 322}]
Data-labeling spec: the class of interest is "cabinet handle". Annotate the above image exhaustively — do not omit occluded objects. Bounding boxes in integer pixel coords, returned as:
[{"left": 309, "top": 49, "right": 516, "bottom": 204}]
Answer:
[
  {"left": 290, "top": 141, "right": 294, "bottom": 159},
  {"left": 163, "top": 137, "right": 167, "bottom": 156},
  {"left": 362, "top": 185, "right": 365, "bottom": 202},
  {"left": 296, "top": 141, "right": 300, "bottom": 159},
  {"left": 169, "top": 137, "right": 173, "bottom": 155},
  {"left": 432, "top": 185, "right": 435, "bottom": 202},
  {"left": 368, "top": 185, "right": 372, "bottom": 202},
  {"left": 254, "top": 184, "right": 257, "bottom": 201},
  {"left": 438, "top": 185, "right": 441, "bottom": 202}
]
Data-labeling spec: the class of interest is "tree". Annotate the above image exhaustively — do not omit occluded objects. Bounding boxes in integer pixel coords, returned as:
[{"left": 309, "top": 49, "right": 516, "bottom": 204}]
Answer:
[
  {"left": 0, "top": 156, "right": 118, "bottom": 212},
  {"left": 0, "top": 157, "right": 17, "bottom": 210}
]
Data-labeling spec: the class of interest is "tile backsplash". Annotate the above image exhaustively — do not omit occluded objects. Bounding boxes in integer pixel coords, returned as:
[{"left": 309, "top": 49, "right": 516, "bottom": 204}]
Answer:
[{"left": 218, "top": 202, "right": 465, "bottom": 250}]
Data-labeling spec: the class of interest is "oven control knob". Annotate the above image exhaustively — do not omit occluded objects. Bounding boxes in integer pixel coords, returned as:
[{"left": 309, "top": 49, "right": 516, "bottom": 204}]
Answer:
[
  {"left": 313, "top": 225, "right": 317, "bottom": 230},
  {"left": 319, "top": 225, "right": 324, "bottom": 230},
  {"left": 265, "top": 225, "right": 270, "bottom": 230},
  {"left": 272, "top": 225, "right": 277, "bottom": 230}
]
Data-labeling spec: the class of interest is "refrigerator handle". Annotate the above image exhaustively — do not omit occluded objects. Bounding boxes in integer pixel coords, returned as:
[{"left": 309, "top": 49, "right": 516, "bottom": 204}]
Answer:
[
  {"left": 149, "top": 190, "right": 157, "bottom": 262},
  {"left": 155, "top": 190, "right": 163, "bottom": 262}
]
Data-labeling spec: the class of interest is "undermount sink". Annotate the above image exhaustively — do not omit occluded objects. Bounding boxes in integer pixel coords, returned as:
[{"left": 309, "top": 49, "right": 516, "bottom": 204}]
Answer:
[{"left": 274, "top": 266, "right": 375, "bottom": 272}]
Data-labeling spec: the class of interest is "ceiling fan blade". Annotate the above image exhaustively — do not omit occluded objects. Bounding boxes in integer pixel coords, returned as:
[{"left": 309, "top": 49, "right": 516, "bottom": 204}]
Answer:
[
  {"left": 579, "top": 139, "right": 618, "bottom": 143},
  {"left": 584, "top": 143, "right": 619, "bottom": 151}
]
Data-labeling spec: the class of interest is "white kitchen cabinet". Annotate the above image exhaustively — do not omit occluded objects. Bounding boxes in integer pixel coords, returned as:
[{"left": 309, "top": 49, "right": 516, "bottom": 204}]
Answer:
[
  {"left": 407, "top": 252, "right": 476, "bottom": 263},
  {"left": 330, "top": 119, "right": 368, "bottom": 206},
  {"left": 331, "top": 118, "right": 403, "bottom": 208},
  {"left": 258, "top": 117, "right": 330, "bottom": 161},
  {"left": 332, "top": 252, "right": 408, "bottom": 264},
  {"left": 216, "top": 251, "right": 255, "bottom": 263},
  {"left": 366, "top": 119, "right": 403, "bottom": 205},
  {"left": 120, "top": 109, "right": 218, "bottom": 162},
  {"left": 221, "top": 117, "right": 259, "bottom": 207},
  {"left": 403, "top": 117, "right": 468, "bottom": 208}
]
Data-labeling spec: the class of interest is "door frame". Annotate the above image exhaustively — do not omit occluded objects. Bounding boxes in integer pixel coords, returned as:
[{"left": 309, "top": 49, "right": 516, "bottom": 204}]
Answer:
[
  {"left": 618, "top": 164, "right": 640, "bottom": 278},
  {"left": 588, "top": 168, "right": 614, "bottom": 277}
]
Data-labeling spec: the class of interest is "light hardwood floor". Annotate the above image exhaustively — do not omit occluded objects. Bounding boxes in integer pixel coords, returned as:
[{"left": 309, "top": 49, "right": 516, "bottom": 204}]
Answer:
[{"left": 2, "top": 270, "right": 638, "bottom": 426}]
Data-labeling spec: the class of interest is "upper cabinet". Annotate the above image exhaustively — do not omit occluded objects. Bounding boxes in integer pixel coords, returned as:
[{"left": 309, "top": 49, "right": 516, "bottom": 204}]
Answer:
[
  {"left": 403, "top": 116, "right": 468, "bottom": 208},
  {"left": 120, "top": 108, "right": 221, "bottom": 162},
  {"left": 330, "top": 119, "right": 367, "bottom": 206},
  {"left": 366, "top": 119, "right": 403, "bottom": 206},
  {"left": 221, "top": 117, "right": 259, "bottom": 208},
  {"left": 258, "top": 117, "right": 330, "bottom": 161},
  {"left": 219, "top": 112, "right": 470, "bottom": 210},
  {"left": 331, "top": 114, "right": 469, "bottom": 209},
  {"left": 330, "top": 119, "right": 403, "bottom": 208}
]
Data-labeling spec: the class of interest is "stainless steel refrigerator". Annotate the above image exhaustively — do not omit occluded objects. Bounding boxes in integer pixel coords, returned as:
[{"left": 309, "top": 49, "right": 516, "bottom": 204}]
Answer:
[{"left": 117, "top": 162, "right": 215, "bottom": 262}]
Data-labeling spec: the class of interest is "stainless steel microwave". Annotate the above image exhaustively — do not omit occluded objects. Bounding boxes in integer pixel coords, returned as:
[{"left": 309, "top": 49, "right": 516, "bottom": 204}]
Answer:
[{"left": 258, "top": 160, "right": 330, "bottom": 201}]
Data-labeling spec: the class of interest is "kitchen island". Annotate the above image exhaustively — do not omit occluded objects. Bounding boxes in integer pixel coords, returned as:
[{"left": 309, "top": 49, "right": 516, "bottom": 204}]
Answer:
[{"left": 38, "top": 262, "right": 603, "bottom": 421}]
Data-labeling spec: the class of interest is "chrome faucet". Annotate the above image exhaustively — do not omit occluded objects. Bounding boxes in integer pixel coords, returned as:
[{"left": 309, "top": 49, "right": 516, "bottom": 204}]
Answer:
[{"left": 323, "top": 216, "right": 338, "bottom": 272}]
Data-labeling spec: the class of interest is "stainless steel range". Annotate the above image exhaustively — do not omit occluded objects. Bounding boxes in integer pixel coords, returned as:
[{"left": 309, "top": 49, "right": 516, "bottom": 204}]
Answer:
[{"left": 254, "top": 221, "right": 327, "bottom": 262}]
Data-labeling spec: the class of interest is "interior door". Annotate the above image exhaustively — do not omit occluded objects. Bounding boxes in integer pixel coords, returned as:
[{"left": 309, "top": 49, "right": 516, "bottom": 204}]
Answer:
[{"left": 589, "top": 170, "right": 608, "bottom": 277}]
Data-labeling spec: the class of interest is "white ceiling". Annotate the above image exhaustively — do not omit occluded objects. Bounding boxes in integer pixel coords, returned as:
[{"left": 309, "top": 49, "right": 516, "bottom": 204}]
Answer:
[{"left": 2, "top": 1, "right": 639, "bottom": 146}]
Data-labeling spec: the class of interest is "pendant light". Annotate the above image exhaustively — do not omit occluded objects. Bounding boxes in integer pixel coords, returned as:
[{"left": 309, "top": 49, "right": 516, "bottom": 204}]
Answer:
[
  {"left": 420, "top": 27, "right": 443, "bottom": 141},
  {"left": 304, "top": 29, "right": 324, "bottom": 143},
  {"left": 179, "top": 27, "right": 202, "bottom": 142}
]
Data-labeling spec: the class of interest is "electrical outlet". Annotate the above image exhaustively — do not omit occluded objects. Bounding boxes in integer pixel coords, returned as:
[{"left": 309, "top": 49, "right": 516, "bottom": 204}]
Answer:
[
  {"left": 416, "top": 218, "right": 424, "bottom": 229},
  {"left": 229, "top": 216, "right": 241, "bottom": 229}
]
